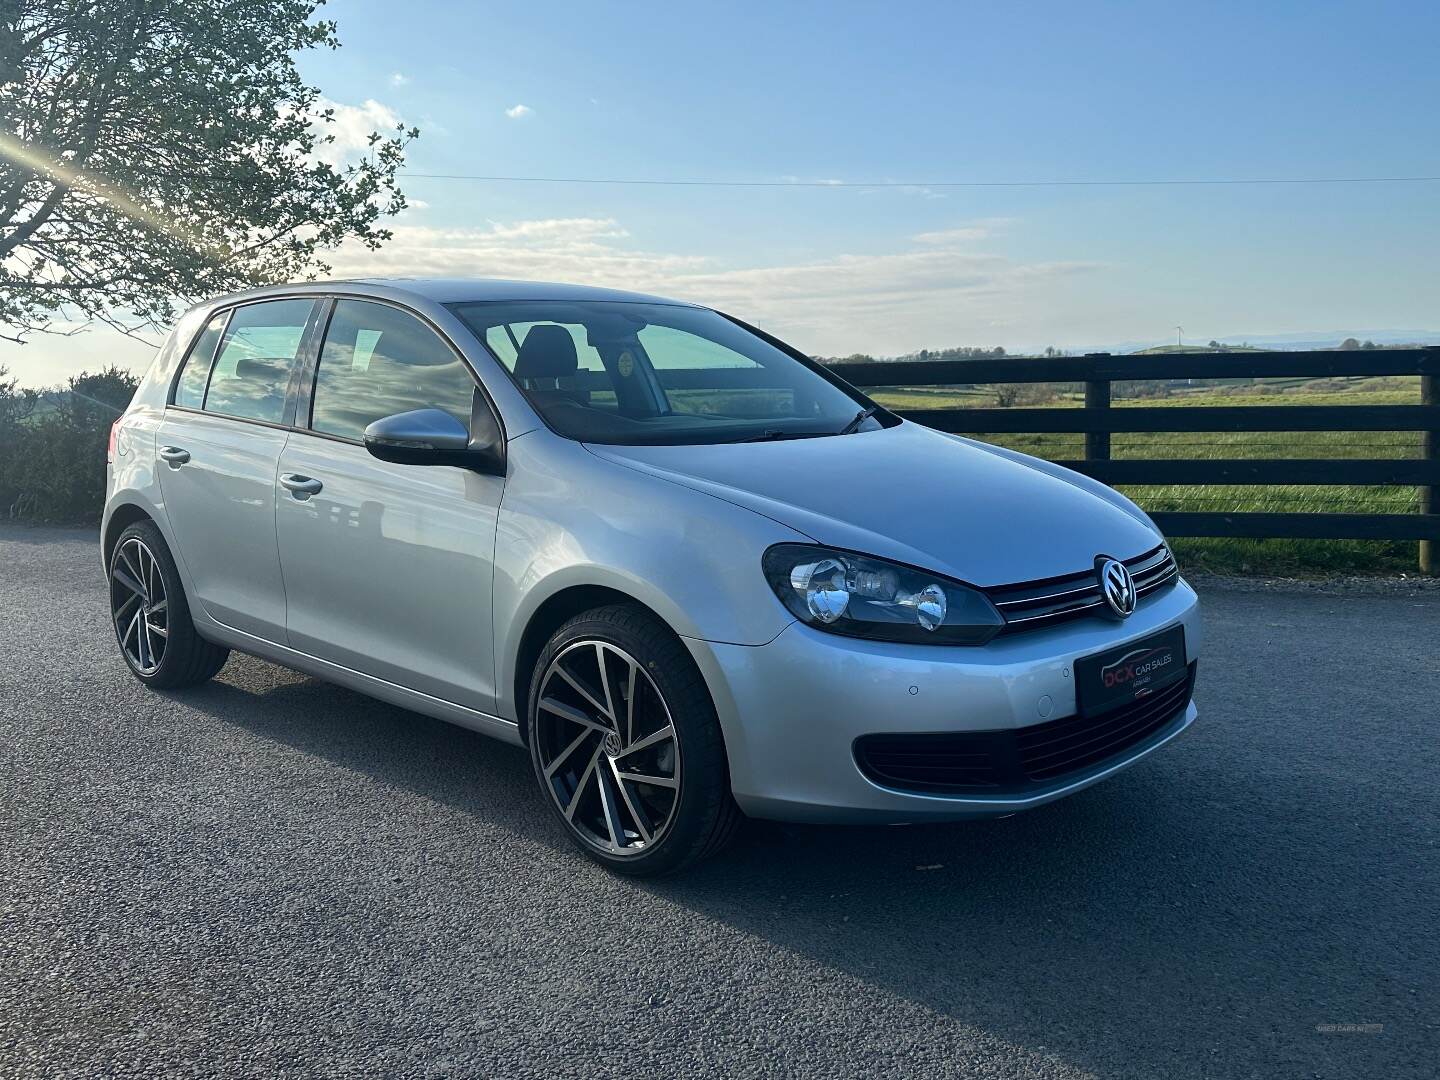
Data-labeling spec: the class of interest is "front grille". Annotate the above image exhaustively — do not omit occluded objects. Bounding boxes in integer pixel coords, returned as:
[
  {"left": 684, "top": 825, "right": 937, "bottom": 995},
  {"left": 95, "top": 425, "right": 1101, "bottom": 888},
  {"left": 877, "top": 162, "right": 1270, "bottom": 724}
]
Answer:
[
  {"left": 985, "top": 543, "right": 1179, "bottom": 635},
  {"left": 854, "top": 662, "right": 1196, "bottom": 796},
  {"left": 1014, "top": 667, "right": 1194, "bottom": 781},
  {"left": 852, "top": 732, "right": 1003, "bottom": 792}
]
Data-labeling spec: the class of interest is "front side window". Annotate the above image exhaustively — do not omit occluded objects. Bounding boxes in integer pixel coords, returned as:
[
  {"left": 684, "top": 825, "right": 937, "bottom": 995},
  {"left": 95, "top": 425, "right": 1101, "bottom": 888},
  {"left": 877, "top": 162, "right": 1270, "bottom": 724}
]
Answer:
[
  {"left": 202, "top": 299, "right": 315, "bottom": 424},
  {"left": 449, "top": 301, "right": 879, "bottom": 445},
  {"left": 173, "top": 311, "right": 229, "bottom": 409},
  {"left": 309, "top": 299, "right": 476, "bottom": 441}
]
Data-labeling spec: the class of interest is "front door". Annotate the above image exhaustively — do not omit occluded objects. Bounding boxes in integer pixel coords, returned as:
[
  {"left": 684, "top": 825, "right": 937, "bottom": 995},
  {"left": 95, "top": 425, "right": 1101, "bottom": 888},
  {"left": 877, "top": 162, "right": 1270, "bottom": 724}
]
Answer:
[
  {"left": 157, "top": 298, "right": 318, "bottom": 641},
  {"left": 274, "top": 298, "right": 504, "bottom": 712}
]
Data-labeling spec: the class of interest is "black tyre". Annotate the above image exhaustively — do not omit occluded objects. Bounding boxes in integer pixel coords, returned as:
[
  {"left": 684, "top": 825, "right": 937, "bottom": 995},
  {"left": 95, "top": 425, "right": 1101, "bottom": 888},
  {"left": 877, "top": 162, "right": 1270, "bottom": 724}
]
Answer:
[
  {"left": 527, "top": 603, "right": 742, "bottom": 876},
  {"left": 108, "top": 520, "right": 230, "bottom": 688}
]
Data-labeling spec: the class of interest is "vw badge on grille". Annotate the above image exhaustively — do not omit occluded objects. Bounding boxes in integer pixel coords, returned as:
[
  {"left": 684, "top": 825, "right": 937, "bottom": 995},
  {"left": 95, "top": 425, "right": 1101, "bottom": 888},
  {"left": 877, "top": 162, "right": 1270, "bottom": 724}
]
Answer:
[{"left": 1096, "top": 556, "right": 1136, "bottom": 619}]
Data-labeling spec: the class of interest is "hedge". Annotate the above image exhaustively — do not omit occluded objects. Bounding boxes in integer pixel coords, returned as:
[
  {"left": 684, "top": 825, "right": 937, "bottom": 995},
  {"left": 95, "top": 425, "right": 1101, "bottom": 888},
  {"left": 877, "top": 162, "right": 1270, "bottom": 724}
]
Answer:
[{"left": 0, "top": 365, "right": 140, "bottom": 526}]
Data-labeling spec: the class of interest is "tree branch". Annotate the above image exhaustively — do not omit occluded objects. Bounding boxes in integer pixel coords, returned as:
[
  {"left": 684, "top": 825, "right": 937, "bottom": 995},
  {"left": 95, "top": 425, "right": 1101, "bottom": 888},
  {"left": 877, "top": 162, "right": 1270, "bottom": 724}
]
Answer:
[{"left": 0, "top": 181, "right": 67, "bottom": 258}]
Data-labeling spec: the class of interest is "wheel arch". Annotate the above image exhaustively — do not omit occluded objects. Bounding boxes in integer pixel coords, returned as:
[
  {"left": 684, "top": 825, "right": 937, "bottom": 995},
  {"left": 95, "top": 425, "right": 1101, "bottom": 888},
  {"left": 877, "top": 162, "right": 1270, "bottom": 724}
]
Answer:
[
  {"left": 509, "top": 583, "right": 675, "bottom": 745},
  {"left": 102, "top": 502, "right": 157, "bottom": 565}
]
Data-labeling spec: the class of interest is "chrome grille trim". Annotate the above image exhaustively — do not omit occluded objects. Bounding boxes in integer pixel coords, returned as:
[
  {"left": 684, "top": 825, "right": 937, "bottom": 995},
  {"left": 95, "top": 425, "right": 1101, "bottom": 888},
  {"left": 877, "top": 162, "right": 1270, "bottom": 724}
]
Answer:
[{"left": 986, "top": 543, "right": 1179, "bottom": 634}]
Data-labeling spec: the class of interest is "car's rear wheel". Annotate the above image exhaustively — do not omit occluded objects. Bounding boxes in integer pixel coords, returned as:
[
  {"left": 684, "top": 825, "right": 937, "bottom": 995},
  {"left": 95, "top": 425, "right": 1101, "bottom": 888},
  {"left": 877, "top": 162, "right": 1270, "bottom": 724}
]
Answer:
[
  {"left": 109, "top": 520, "right": 229, "bottom": 688},
  {"left": 527, "top": 603, "right": 741, "bottom": 876}
]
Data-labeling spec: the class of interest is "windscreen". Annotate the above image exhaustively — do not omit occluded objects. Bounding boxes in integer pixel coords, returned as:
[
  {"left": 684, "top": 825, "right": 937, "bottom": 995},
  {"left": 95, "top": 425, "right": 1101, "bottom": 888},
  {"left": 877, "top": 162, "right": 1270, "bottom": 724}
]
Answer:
[{"left": 448, "top": 300, "right": 882, "bottom": 445}]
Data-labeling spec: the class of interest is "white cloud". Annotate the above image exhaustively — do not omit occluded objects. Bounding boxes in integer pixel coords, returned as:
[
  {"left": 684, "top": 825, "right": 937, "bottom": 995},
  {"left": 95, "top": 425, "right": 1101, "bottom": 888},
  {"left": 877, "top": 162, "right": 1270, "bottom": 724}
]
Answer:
[
  {"left": 0, "top": 218, "right": 1108, "bottom": 387},
  {"left": 505, "top": 104, "right": 533, "bottom": 119},
  {"left": 328, "top": 218, "right": 702, "bottom": 283},
  {"left": 310, "top": 97, "right": 402, "bottom": 168},
  {"left": 912, "top": 220, "right": 1013, "bottom": 245},
  {"left": 327, "top": 217, "right": 1099, "bottom": 356},
  {"left": 389, "top": 72, "right": 409, "bottom": 87},
  {"left": 483, "top": 217, "right": 626, "bottom": 241}
]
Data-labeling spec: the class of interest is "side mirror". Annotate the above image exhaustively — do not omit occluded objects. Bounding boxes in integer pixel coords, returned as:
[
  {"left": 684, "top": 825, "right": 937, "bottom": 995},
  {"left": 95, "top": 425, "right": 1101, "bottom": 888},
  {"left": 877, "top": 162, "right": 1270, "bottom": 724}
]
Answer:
[{"left": 363, "top": 395, "right": 505, "bottom": 476}]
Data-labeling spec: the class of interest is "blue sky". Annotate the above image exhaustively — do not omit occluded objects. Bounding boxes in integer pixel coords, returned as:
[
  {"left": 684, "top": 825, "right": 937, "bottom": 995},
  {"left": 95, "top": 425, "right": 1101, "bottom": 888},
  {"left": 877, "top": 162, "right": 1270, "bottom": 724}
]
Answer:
[{"left": 14, "top": 0, "right": 1440, "bottom": 384}]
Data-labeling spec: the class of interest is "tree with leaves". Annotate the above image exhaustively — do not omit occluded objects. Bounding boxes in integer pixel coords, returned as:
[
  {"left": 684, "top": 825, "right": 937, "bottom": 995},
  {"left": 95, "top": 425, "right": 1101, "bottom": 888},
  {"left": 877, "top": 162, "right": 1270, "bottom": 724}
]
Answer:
[{"left": 0, "top": 0, "right": 416, "bottom": 345}]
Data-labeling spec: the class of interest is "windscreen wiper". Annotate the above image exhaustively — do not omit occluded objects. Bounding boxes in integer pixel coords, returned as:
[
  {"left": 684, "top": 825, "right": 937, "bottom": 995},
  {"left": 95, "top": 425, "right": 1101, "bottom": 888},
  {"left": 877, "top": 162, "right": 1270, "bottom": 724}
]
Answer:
[{"left": 837, "top": 405, "right": 879, "bottom": 435}]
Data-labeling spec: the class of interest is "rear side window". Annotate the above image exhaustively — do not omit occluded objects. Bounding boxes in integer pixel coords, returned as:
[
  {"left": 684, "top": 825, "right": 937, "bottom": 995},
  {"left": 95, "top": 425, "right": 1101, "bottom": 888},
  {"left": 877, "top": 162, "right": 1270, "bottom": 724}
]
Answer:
[
  {"left": 172, "top": 312, "right": 229, "bottom": 409},
  {"left": 202, "top": 299, "right": 316, "bottom": 424},
  {"left": 309, "top": 300, "right": 476, "bottom": 441}
]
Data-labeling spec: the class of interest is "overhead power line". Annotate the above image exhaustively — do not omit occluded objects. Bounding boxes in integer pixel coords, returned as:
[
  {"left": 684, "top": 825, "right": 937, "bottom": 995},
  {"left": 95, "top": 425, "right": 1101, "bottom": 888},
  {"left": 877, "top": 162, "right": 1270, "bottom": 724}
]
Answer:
[{"left": 397, "top": 172, "right": 1440, "bottom": 189}]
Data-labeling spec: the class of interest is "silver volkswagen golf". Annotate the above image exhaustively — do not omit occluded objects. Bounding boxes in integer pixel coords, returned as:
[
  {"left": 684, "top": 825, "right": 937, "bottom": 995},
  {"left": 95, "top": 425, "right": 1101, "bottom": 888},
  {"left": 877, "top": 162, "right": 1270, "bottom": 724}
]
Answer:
[{"left": 103, "top": 279, "right": 1200, "bottom": 875}]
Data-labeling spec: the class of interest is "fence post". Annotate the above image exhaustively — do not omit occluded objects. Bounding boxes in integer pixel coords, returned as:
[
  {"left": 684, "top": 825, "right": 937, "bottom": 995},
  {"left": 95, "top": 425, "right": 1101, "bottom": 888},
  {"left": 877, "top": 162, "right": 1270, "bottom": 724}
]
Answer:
[
  {"left": 1083, "top": 354, "right": 1111, "bottom": 462},
  {"left": 1422, "top": 366, "right": 1437, "bottom": 575}
]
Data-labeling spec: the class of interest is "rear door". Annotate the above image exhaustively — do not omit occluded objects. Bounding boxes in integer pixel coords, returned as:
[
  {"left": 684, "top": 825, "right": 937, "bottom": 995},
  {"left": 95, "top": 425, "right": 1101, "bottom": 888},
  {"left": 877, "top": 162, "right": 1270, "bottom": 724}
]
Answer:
[
  {"left": 156, "top": 298, "right": 320, "bottom": 641},
  {"left": 274, "top": 298, "right": 505, "bottom": 711}
]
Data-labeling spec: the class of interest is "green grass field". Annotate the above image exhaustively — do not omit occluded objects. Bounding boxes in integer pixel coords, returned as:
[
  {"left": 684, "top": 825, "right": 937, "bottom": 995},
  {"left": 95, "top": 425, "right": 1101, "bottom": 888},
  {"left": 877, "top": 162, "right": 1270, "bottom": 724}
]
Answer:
[{"left": 869, "top": 380, "right": 1429, "bottom": 575}]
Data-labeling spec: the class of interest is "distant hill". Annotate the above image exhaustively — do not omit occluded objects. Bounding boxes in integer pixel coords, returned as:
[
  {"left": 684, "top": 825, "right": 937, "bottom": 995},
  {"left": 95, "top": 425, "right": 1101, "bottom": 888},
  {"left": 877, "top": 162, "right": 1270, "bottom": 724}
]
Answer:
[
  {"left": 1130, "top": 344, "right": 1265, "bottom": 355},
  {"left": 819, "top": 330, "right": 1440, "bottom": 366},
  {"left": 1109, "top": 330, "right": 1440, "bottom": 354}
]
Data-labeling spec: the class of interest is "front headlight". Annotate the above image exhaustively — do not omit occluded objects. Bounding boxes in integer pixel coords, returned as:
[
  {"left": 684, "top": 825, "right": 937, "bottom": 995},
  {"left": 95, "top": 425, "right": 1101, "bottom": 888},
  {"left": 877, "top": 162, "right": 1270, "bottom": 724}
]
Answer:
[{"left": 761, "top": 544, "right": 1004, "bottom": 644}]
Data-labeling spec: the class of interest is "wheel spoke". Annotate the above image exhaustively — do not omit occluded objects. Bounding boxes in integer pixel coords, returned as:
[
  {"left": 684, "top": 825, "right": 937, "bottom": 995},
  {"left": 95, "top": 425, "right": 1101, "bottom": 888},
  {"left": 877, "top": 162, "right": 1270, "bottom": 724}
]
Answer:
[
  {"left": 544, "top": 727, "right": 592, "bottom": 779},
  {"left": 112, "top": 564, "right": 145, "bottom": 600},
  {"left": 133, "top": 611, "right": 149, "bottom": 668},
  {"left": 122, "top": 609, "right": 141, "bottom": 649},
  {"left": 114, "top": 591, "right": 142, "bottom": 623},
  {"left": 624, "top": 662, "right": 637, "bottom": 747},
  {"left": 609, "top": 759, "right": 653, "bottom": 842},
  {"left": 595, "top": 643, "right": 618, "bottom": 722},
  {"left": 615, "top": 769, "right": 677, "bottom": 790},
  {"left": 118, "top": 544, "right": 144, "bottom": 591},
  {"left": 622, "top": 724, "right": 675, "bottom": 756},
  {"left": 594, "top": 762, "right": 626, "bottom": 849},
  {"left": 563, "top": 746, "right": 604, "bottom": 821},
  {"left": 147, "top": 598, "right": 168, "bottom": 616},
  {"left": 540, "top": 695, "right": 610, "bottom": 735},
  {"left": 555, "top": 664, "right": 613, "bottom": 722},
  {"left": 146, "top": 618, "right": 168, "bottom": 639}
]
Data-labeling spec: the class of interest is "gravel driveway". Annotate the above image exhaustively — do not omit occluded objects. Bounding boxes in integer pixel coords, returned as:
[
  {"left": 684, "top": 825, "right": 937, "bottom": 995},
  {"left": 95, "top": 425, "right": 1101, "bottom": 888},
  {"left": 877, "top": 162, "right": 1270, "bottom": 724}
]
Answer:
[{"left": 2, "top": 523, "right": 1436, "bottom": 1078}]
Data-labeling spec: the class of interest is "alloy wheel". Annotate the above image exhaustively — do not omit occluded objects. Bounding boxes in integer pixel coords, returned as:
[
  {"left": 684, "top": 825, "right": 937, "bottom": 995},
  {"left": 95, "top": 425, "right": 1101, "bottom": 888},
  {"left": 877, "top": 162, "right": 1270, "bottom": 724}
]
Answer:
[
  {"left": 110, "top": 537, "right": 169, "bottom": 676},
  {"left": 533, "top": 640, "right": 681, "bottom": 856}
]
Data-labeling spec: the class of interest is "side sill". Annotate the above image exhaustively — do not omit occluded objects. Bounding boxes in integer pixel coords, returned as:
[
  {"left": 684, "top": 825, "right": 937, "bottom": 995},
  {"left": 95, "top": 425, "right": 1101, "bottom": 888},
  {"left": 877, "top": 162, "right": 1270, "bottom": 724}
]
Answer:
[{"left": 200, "top": 621, "right": 523, "bottom": 748}]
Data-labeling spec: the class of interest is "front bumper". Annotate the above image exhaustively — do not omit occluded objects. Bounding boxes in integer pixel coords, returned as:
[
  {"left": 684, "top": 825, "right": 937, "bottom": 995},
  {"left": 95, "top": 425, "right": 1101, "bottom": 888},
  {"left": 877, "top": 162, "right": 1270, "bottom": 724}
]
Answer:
[{"left": 685, "top": 577, "right": 1201, "bottom": 823}]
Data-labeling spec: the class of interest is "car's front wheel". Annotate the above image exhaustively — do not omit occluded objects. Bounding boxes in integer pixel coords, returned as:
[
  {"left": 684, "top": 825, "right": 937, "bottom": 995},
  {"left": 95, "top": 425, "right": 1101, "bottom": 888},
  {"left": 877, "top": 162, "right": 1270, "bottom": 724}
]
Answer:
[
  {"left": 527, "top": 604, "right": 741, "bottom": 876},
  {"left": 108, "top": 520, "right": 230, "bottom": 688}
]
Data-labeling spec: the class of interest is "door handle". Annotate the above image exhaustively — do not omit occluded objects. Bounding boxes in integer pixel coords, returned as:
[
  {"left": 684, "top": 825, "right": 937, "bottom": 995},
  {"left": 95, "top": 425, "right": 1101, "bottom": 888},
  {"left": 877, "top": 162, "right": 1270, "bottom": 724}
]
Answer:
[
  {"left": 279, "top": 473, "right": 324, "bottom": 499},
  {"left": 158, "top": 445, "right": 190, "bottom": 467}
]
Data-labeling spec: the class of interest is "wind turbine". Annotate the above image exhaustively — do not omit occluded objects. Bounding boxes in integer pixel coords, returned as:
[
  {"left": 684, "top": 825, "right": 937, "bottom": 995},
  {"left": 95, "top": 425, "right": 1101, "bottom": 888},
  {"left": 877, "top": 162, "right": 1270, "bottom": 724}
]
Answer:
[{"left": 1175, "top": 325, "right": 1184, "bottom": 348}]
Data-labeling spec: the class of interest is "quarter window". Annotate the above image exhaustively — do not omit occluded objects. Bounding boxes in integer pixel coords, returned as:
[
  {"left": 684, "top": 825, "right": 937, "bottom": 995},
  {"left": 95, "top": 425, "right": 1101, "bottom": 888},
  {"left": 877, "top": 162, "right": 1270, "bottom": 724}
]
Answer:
[
  {"left": 309, "top": 300, "right": 476, "bottom": 441},
  {"left": 173, "top": 311, "right": 229, "bottom": 409},
  {"left": 202, "top": 299, "right": 315, "bottom": 424}
]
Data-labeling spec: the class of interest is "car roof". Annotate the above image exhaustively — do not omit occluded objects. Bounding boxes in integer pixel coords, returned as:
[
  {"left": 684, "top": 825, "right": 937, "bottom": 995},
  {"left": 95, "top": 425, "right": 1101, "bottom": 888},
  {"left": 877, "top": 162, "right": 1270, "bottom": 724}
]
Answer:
[
  {"left": 206, "top": 277, "right": 706, "bottom": 309},
  {"left": 358, "top": 277, "right": 703, "bottom": 307}
]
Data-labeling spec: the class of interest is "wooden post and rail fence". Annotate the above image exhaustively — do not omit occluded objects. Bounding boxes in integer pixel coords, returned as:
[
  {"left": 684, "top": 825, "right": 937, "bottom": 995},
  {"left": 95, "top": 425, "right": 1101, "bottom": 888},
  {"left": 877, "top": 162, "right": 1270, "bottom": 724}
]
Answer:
[{"left": 818, "top": 347, "right": 1440, "bottom": 574}]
